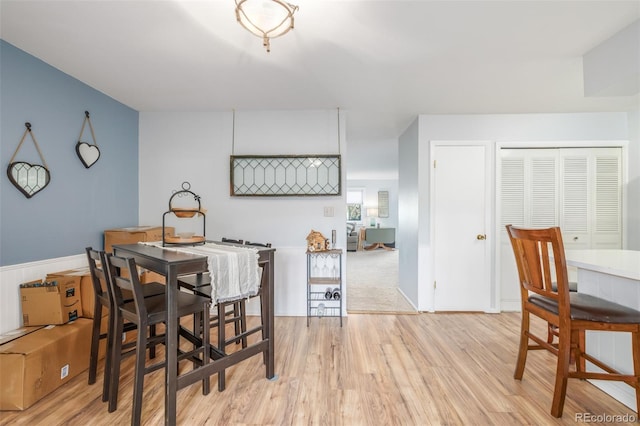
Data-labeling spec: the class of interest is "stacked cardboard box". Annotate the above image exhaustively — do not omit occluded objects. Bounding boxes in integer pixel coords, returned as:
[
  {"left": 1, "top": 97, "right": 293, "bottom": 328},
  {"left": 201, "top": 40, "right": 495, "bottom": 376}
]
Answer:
[
  {"left": 104, "top": 226, "right": 173, "bottom": 284},
  {"left": 0, "top": 319, "right": 93, "bottom": 410},
  {"left": 103, "top": 226, "right": 174, "bottom": 253},
  {"left": 46, "top": 267, "right": 106, "bottom": 319},
  {"left": 20, "top": 278, "right": 81, "bottom": 326}
]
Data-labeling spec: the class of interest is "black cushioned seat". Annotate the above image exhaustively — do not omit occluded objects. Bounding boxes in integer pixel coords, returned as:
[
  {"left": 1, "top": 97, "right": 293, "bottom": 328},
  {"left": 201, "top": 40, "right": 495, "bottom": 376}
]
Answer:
[
  {"left": 551, "top": 281, "right": 578, "bottom": 292},
  {"left": 530, "top": 293, "right": 640, "bottom": 324}
]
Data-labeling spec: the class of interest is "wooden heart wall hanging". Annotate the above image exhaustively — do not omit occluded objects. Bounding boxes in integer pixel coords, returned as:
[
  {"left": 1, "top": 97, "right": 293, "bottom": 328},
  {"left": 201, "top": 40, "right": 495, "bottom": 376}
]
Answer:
[
  {"left": 75, "top": 110, "right": 100, "bottom": 168},
  {"left": 7, "top": 122, "right": 51, "bottom": 199}
]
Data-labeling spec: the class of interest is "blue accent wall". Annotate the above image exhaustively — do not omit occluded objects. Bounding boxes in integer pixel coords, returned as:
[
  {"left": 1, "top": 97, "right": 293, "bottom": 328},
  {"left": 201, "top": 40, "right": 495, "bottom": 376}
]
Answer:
[{"left": 0, "top": 40, "right": 139, "bottom": 266}]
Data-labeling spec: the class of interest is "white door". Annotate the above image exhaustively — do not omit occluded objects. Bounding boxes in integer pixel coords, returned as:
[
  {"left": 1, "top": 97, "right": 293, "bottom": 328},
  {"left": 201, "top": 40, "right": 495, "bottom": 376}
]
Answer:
[{"left": 432, "top": 144, "right": 491, "bottom": 311}]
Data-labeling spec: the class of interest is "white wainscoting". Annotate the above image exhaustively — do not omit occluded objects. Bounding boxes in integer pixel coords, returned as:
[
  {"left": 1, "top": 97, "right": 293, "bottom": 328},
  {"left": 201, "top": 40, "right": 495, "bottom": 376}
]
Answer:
[{"left": 0, "top": 246, "right": 334, "bottom": 334}]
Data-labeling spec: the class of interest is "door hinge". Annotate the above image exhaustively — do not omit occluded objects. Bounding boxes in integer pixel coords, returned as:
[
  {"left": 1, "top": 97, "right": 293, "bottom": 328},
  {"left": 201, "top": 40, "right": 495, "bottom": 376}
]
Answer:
[
  {"left": 433, "top": 160, "right": 436, "bottom": 168},
  {"left": 433, "top": 281, "right": 436, "bottom": 289}
]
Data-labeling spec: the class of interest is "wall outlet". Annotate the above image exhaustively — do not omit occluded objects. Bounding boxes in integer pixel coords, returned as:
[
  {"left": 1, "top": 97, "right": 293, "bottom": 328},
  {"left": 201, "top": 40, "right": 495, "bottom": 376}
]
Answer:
[{"left": 324, "top": 206, "right": 334, "bottom": 217}]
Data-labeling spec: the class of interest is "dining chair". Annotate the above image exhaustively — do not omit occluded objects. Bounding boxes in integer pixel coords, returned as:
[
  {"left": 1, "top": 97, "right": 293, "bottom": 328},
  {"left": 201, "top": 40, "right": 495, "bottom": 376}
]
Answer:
[
  {"left": 505, "top": 225, "right": 640, "bottom": 418},
  {"left": 213, "top": 241, "right": 272, "bottom": 391},
  {"left": 178, "top": 237, "right": 245, "bottom": 340},
  {"left": 104, "top": 253, "right": 211, "bottom": 425},
  {"left": 236, "top": 241, "right": 272, "bottom": 344},
  {"left": 85, "top": 247, "right": 165, "bottom": 401},
  {"left": 177, "top": 238, "right": 269, "bottom": 345},
  {"left": 177, "top": 240, "right": 271, "bottom": 391},
  {"left": 221, "top": 237, "right": 244, "bottom": 244},
  {"left": 206, "top": 240, "right": 271, "bottom": 351}
]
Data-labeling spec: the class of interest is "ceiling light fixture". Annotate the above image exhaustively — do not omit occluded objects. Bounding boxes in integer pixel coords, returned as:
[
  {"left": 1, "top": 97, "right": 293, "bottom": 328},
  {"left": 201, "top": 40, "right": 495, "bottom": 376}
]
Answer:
[{"left": 235, "top": 0, "right": 298, "bottom": 52}]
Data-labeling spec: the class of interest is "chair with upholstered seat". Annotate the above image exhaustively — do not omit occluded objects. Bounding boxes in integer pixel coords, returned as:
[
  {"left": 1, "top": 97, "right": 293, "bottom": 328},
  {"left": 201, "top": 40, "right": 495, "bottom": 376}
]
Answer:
[
  {"left": 505, "top": 225, "right": 640, "bottom": 418},
  {"left": 85, "top": 247, "right": 165, "bottom": 401},
  {"left": 104, "top": 253, "right": 211, "bottom": 425}
]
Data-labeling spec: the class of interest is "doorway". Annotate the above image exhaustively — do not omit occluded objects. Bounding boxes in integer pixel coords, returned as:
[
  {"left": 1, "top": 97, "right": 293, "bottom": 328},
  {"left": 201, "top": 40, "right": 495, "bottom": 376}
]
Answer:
[
  {"left": 346, "top": 248, "right": 414, "bottom": 313},
  {"left": 345, "top": 185, "right": 414, "bottom": 313}
]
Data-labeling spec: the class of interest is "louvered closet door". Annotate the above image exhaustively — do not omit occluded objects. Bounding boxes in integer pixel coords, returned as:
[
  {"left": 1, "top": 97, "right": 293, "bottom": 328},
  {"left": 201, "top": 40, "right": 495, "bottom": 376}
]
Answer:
[
  {"left": 500, "top": 147, "right": 622, "bottom": 310},
  {"left": 500, "top": 149, "right": 558, "bottom": 307},
  {"left": 501, "top": 149, "right": 558, "bottom": 229},
  {"left": 560, "top": 147, "right": 622, "bottom": 249},
  {"left": 560, "top": 149, "right": 591, "bottom": 248},
  {"left": 593, "top": 151, "right": 622, "bottom": 247}
]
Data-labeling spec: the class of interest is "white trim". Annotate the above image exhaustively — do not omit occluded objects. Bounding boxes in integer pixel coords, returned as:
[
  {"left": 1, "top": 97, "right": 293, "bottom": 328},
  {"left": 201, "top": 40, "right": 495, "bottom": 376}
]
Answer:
[{"left": 0, "top": 254, "right": 85, "bottom": 273}]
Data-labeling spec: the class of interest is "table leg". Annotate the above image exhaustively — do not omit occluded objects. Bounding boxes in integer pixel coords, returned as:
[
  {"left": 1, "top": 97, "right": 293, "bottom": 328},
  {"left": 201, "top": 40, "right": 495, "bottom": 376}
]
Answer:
[
  {"left": 165, "top": 267, "right": 178, "bottom": 426},
  {"left": 266, "top": 251, "right": 275, "bottom": 379}
]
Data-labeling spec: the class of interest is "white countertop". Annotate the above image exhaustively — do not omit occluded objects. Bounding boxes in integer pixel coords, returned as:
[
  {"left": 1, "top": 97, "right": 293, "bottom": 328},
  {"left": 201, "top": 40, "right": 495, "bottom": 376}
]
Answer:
[{"left": 564, "top": 249, "right": 640, "bottom": 281}]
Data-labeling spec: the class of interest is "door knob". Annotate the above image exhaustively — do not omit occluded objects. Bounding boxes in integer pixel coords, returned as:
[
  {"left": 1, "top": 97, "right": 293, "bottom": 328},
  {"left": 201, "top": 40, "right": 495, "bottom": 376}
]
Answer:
[{"left": 477, "top": 234, "right": 486, "bottom": 240}]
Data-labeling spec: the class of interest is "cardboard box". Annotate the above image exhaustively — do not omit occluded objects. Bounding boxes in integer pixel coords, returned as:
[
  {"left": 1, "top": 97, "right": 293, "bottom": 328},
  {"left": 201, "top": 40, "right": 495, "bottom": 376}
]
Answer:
[
  {"left": 0, "top": 327, "right": 44, "bottom": 346},
  {"left": 21, "top": 278, "right": 81, "bottom": 326},
  {"left": 141, "top": 270, "right": 166, "bottom": 285},
  {"left": 47, "top": 267, "right": 107, "bottom": 319},
  {"left": 0, "top": 319, "right": 92, "bottom": 410},
  {"left": 103, "top": 226, "right": 174, "bottom": 253}
]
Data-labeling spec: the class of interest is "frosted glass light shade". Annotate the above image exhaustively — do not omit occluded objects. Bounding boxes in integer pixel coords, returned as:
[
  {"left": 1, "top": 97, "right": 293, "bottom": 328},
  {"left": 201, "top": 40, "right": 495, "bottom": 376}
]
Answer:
[{"left": 235, "top": 0, "right": 298, "bottom": 52}]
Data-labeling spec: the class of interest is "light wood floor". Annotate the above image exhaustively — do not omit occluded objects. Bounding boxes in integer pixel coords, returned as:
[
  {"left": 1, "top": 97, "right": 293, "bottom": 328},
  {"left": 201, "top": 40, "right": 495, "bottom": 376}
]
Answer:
[{"left": 1, "top": 313, "right": 636, "bottom": 425}]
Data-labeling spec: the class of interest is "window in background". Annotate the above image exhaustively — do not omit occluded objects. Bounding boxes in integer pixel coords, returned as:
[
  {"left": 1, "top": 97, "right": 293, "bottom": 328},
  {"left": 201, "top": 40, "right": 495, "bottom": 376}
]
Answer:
[{"left": 347, "top": 188, "right": 364, "bottom": 222}]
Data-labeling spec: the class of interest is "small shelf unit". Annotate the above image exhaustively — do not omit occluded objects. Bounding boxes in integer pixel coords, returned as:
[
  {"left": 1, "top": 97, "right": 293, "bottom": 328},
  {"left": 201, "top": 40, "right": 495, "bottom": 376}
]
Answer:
[{"left": 307, "top": 249, "right": 343, "bottom": 326}]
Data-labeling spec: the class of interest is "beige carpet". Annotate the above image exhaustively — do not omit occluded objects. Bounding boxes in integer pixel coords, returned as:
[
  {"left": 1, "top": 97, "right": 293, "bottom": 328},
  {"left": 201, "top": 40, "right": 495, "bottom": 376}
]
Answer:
[{"left": 346, "top": 249, "right": 416, "bottom": 314}]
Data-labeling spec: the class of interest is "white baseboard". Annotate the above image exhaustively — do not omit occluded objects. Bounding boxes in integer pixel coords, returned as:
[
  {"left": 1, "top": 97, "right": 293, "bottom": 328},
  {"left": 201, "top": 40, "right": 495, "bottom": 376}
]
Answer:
[
  {"left": 397, "top": 287, "right": 418, "bottom": 311},
  {"left": 500, "top": 299, "right": 522, "bottom": 312}
]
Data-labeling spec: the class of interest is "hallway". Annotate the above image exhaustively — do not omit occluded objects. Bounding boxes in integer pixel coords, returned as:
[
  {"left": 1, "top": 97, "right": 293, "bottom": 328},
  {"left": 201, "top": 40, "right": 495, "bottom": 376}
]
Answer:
[{"left": 346, "top": 249, "right": 416, "bottom": 314}]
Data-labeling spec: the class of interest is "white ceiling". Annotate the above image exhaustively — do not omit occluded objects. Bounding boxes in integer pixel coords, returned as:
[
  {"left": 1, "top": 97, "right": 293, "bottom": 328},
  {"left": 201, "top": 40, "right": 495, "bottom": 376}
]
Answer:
[{"left": 1, "top": 0, "right": 639, "bottom": 179}]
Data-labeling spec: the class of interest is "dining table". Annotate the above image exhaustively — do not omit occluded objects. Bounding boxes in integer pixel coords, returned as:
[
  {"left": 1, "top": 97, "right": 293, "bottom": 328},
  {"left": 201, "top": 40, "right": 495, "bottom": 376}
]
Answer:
[{"left": 113, "top": 241, "right": 276, "bottom": 425}]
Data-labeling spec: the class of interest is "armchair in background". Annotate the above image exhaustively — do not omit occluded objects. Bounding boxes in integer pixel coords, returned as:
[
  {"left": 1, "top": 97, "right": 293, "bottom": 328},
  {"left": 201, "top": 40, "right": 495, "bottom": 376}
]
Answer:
[{"left": 346, "top": 222, "right": 359, "bottom": 251}]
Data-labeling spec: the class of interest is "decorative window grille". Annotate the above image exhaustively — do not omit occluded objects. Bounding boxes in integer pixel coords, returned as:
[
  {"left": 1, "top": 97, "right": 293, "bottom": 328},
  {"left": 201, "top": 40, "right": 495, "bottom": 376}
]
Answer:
[{"left": 230, "top": 155, "right": 341, "bottom": 196}]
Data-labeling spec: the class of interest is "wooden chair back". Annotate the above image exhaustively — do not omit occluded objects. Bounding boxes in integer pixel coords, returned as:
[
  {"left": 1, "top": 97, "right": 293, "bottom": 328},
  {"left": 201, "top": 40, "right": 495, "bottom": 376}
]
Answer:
[{"left": 505, "top": 225, "right": 571, "bottom": 314}]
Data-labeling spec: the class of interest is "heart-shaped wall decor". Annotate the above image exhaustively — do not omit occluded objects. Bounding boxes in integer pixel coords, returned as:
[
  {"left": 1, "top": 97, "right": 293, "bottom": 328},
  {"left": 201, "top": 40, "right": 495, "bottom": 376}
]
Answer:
[
  {"left": 7, "top": 161, "right": 51, "bottom": 199},
  {"left": 76, "top": 141, "right": 100, "bottom": 168}
]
